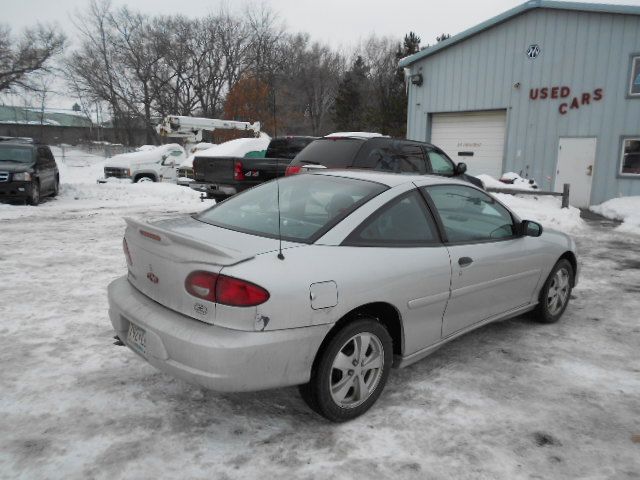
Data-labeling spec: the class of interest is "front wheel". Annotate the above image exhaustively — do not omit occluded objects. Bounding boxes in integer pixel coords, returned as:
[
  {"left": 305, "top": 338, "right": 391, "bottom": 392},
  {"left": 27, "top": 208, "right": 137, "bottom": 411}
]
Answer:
[
  {"left": 135, "top": 175, "right": 155, "bottom": 183},
  {"left": 51, "top": 176, "right": 59, "bottom": 197},
  {"left": 28, "top": 181, "right": 40, "bottom": 206},
  {"left": 534, "top": 259, "right": 574, "bottom": 323},
  {"left": 299, "top": 318, "right": 392, "bottom": 422}
]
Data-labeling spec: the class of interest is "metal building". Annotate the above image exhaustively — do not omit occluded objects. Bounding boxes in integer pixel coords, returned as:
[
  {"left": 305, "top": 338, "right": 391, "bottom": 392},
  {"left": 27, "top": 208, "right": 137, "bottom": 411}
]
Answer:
[{"left": 399, "top": 0, "right": 640, "bottom": 207}]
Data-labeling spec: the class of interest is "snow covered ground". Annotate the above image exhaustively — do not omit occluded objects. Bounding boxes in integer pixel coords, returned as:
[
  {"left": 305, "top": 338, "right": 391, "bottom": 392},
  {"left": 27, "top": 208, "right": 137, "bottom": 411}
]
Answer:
[{"left": 1, "top": 151, "right": 638, "bottom": 479}]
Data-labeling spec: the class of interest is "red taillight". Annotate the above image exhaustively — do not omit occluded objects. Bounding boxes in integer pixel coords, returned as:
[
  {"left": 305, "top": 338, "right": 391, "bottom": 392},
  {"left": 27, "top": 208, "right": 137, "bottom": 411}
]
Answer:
[
  {"left": 185, "top": 271, "right": 218, "bottom": 302},
  {"left": 140, "top": 229, "right": 161, "bottom": 241},
  {"left": 285, "top": 165, "right": 301, "bottom": 176},
  {"left": 123, "top": 237, "right": 133, "bottom": 265},
  {"left": 185, "top": 271, "right": 269, "bottom": 307},
  {"left": 216, "top": 275, "right": 270, "bottom": 307},
  {"left": 234, "top": 160, "right": 245, "bottom": 181}
]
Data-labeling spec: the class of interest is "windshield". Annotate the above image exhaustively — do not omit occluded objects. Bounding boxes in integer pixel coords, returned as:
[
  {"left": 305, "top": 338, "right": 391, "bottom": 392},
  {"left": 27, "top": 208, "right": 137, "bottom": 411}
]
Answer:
[
  {"left": 0, "top": 145, "right": 33, "bottom": 163},
  {"left": 196, "top": 174, "right": 388, "bottom": 242},
  {"left": 290, "top": 138, "right": 365, "bottom": 168}
]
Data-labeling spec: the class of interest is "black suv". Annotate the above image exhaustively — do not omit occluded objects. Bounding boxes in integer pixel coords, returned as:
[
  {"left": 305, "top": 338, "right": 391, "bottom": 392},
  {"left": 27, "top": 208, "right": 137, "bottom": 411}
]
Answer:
[
  {"left": 0, "top": 138, "right": 59, "bottom": 205},
  {"left": 285, "top": 135, "right": 483, "bottom": 188}
]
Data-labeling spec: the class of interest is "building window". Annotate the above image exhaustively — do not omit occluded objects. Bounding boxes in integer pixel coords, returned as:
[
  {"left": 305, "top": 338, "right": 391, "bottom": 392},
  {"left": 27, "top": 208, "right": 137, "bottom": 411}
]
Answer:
[
  {"left": 630, "top": 55, "right": 640, "bottom": 97},
  {"left": 620, "top": 138, "right": 640, "bottom": 176}
]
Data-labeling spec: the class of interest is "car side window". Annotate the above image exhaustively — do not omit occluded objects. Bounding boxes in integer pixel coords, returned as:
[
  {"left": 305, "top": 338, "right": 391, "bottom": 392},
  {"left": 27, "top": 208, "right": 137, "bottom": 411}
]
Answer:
[
  {"left": 354, "top": 142, "right": 426, "bottom": 174},
  {"left": 424, "top": 185, "right": 515, "bottom": 243},
  {"left": 343, "top": 190, "right": 440, "bottom": 247},
  {"left": 427, "top": 149, "right": 455, "bottom": 176},
  {"left": 398, "top": 144, "right": 427, "bottom": 174},
  {"left": 36, "top": 147, "right": 49, "bottom": 165}
]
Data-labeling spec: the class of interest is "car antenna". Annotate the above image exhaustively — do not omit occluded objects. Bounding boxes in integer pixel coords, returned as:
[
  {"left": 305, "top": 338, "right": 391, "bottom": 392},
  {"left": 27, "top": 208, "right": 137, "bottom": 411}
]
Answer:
[{"left": 276, "top": 158, "right": 285, "bottom": 260}]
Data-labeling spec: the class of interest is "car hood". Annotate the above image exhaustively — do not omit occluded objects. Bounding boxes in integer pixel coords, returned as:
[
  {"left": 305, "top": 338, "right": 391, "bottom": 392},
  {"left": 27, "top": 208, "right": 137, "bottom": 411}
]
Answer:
[{"left": 0, "top": 161, "right": 34, "bottom": 172}]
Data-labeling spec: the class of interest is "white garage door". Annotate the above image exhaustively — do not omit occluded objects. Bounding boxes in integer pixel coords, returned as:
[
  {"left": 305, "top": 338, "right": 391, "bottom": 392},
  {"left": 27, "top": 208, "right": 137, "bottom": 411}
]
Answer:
[{"left": 430, "top": 110, "right": 507, "bottom": 178}]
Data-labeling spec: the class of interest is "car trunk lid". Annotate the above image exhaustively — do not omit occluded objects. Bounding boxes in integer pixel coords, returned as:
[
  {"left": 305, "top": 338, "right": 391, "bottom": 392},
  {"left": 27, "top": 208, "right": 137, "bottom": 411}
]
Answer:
[{"left": 123, "top": 216, "right": 278, "bottom": 324}]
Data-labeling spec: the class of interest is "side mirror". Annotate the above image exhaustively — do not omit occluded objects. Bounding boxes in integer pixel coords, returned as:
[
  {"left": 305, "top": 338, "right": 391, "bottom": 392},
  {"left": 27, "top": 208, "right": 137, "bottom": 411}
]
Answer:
[
  {"left": 521, "top": 220, "right": 543, "bottom": 237},
  {"left": 455, "top": 162, "right": 467, "bottom": 175}
]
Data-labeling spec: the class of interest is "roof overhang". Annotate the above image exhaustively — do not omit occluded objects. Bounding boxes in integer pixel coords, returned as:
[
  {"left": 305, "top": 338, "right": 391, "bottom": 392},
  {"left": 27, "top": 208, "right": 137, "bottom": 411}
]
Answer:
[{"left": 399, "top": 0, "right": 640, "bottom": 68}]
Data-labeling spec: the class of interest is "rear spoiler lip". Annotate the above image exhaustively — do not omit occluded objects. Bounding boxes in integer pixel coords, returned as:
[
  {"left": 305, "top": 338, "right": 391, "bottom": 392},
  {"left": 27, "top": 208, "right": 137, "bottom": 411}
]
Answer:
[{"left": 123, "top": 217, "right": 255, "bottom": 267}]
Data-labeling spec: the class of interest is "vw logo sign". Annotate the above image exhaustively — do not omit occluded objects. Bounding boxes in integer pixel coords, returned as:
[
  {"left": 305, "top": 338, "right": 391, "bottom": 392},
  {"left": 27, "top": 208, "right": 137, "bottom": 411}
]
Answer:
[
  {"left": 146, "top": 272, "right": 159, "bottom": 284},
  {"left": 526, "top": 44, "right": 540, "bottom": 59}
]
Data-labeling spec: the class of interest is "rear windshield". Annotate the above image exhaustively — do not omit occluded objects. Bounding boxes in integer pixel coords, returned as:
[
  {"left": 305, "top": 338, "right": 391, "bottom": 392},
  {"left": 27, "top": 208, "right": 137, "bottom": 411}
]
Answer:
[
  {"left": 0, "top": 145, "right": 33, "bottom": 163},
  {"left": 196, "top": 174, "right": 387, "bottom": 242},
  {"left": 289, "top": 138, "right": 365, "bottom": 168},
  {"left": 266, "top": 137, "right": 315, "bottom": 160}
]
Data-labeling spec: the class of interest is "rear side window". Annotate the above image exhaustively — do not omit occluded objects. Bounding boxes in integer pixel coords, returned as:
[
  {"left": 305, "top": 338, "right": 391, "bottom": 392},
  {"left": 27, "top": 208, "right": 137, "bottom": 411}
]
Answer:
[
  {"left": 424, "top": 185, "right": 515, "bottom": 243},
  {"left": 353, "top": 141, "right": 426, "bottom": 174},
  {"left": 344, "top": 190, "right": 439, "bottom": 247},
  {"left": 290, "top": 138, "right": 364, "bottom": 168}
]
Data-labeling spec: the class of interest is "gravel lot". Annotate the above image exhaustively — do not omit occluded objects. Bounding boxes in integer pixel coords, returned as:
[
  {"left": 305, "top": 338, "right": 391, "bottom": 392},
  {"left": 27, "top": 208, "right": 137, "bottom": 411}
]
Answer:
[{"left": 0, "top": 154, "right": 638, "bottom": 479}]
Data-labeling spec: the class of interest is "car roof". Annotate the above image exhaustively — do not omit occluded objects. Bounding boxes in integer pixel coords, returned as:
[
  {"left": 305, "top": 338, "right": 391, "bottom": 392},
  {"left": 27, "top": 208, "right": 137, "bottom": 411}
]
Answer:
[
  {"left": 312, "top": 169, "right": 471, "bottom": 188},
  {"left": 0, "top": 141, "right": 36, "bottom": 148}
]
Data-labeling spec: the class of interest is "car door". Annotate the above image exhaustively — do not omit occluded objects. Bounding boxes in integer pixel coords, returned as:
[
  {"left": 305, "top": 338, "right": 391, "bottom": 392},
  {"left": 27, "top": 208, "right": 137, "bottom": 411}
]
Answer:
[
  {"left": 421, "top": 184, "right": 543, "bottom": 338},
  {"left": 341, "top": 189, "right": 452, "bottom": 356},
  {"left": 36, "top": 147, "right": 54, "bottom": 192},
  {"left": 159, "top": 149, "right": 183, "bottom": 182}
]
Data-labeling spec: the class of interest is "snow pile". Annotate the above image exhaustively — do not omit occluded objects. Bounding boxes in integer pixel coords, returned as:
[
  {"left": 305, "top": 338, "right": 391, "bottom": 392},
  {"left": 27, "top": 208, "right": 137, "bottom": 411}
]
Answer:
[
  {"left": 494, "top": 193, "right": 584, "bottom": 232},
  {"left": 590, "top": 196, "right": 640, "bottom": 235},
  {"left": 195, "top": 136, "right": 270, "bottom": 159},
  {"left": 477, "top": 172, "right": 539, "bottom": 191}
]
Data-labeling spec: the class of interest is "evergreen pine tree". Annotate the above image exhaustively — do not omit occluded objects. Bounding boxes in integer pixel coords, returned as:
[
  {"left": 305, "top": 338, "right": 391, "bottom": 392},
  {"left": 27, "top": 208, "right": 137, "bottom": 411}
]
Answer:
[{"left": 332, "top": 56, "right": 369, "bottom": 131}]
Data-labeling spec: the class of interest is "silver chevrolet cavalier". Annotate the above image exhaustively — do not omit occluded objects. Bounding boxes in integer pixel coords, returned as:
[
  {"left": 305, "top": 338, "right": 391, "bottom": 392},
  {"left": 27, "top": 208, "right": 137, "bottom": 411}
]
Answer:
[{"left": 108, "top": 171, "right": 578, "bottom": 422}]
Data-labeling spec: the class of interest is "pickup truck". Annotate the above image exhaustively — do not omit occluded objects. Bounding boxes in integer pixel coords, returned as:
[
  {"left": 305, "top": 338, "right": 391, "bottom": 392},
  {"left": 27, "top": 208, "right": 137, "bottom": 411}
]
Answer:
[
  {"left": 286, "top": 133, "right": 484, "bottom": 188},
  {"left": 190, "top": 136, "right": 317, "bottom": 201},
  {"left": 98, "top": 143, "right": 186, "bottom": 183}
]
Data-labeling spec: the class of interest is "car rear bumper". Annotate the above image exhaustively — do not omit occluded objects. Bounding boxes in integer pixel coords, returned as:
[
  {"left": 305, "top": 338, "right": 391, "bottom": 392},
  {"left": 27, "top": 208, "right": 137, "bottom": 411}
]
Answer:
[
  {"left": 176, "top": 177, "right": 194, "bottom": 186},
  {"left": 108, "top": 276, "right": 331, "bottom": 392},
  {"left": 189, "top": 182, "right": 238, "bottom": 196},
  {"left": 0, "top": 181, "right": 32, "bottom": 200}
]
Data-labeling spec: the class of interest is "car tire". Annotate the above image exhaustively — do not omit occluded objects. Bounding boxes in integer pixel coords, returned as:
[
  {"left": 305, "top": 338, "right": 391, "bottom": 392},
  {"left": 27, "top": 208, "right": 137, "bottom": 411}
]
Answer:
[
  {"left": 52, "top": 176, "right": 59, "bottom": 197},
  {"left": 28, "top": 181, "right": 40, "bottom": 206},
  {"left": 207, "top": 193, "right": 228, "bottom": 203},
  {"left": 135, "top": 175, "right": 155, "bottom": 183},
  {"left": 534, "top": 259, "right": 574, "bottom": 323},
  {"left": 299, "top": 318, "right": 393, "bottom": 422}
]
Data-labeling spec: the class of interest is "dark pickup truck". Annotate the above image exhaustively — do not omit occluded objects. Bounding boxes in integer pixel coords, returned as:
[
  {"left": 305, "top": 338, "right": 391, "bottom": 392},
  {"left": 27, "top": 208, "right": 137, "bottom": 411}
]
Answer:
[{"left": 190, "top": 136, "right": 317, "bottom": 201}]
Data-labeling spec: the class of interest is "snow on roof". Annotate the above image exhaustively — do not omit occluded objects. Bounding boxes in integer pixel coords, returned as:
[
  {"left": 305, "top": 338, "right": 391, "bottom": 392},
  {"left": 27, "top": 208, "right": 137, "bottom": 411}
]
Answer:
[
  {"left": 324, "top": 132, "right": 387, "bottom": 139},
  {"left": 195, "top": 137, "right": 271, "bottom": 159}
]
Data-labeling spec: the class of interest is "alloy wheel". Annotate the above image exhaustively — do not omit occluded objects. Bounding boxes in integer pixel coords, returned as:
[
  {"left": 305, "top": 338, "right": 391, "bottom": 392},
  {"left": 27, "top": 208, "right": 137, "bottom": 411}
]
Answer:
[
  {"left": 547, "top": 267, "right": 570, "bottom": 315},
  {"left": 329, "top": 332, "right": 385, "bottom": 409}
]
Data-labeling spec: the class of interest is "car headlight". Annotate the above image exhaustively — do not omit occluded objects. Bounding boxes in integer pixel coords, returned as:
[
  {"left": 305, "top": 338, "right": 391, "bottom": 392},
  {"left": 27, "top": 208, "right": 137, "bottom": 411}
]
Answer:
[{"left": 13, "top": 172, "right": 32, "bottom": 181}]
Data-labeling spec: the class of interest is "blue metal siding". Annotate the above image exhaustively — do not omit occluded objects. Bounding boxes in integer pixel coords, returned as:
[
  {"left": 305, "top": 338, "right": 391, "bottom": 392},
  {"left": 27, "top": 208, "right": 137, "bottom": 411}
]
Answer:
[{"left": 406, "top": 8, "right": 640, "bottom": 204}]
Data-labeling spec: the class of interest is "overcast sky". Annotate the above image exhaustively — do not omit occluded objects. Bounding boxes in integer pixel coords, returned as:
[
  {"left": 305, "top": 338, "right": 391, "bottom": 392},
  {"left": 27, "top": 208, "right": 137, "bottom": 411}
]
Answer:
[{"left": 3, "top": 0, "right": 640, "bottom": 108}]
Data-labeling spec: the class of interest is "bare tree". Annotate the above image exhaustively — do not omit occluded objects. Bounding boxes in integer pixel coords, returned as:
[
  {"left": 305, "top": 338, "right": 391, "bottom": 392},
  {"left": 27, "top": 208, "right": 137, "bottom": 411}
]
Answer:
[{"left": 0, "top": 24, "right": 65, "bottom": 92}]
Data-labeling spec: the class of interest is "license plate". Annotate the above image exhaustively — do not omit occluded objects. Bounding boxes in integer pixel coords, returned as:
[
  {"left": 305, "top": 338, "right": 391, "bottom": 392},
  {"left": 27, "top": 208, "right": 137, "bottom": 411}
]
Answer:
[{"left": 127, "top": 323, "right": 146, "bottom": 355}]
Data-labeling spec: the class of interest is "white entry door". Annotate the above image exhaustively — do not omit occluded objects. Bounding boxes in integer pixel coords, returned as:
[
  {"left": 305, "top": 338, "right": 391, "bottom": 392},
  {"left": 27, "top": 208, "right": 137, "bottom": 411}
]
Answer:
[
  {"left": 555, "top": 138, "right": 596, "bottom": 208},
  {"left": 430, "top": 110, "right": 507, "bottom": 178}
]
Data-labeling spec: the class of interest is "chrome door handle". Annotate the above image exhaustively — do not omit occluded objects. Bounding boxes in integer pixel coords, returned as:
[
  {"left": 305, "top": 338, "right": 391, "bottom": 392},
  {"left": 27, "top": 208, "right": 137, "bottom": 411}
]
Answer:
[{"left": 458, "top": 257, "right": 473, "bottom": 267}]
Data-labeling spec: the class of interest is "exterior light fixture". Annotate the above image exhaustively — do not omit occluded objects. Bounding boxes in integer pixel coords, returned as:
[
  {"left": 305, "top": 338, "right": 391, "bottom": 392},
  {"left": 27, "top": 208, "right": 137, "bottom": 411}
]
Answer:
[{"left": 410, "top": 73, "right": 423, "bottom": 86}]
